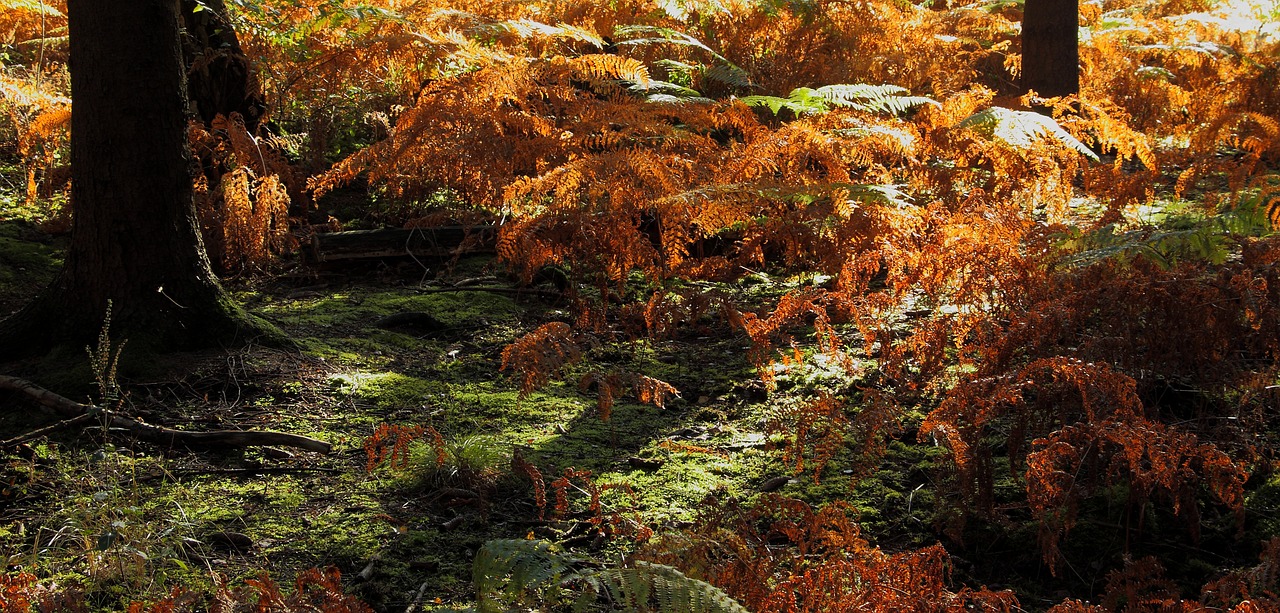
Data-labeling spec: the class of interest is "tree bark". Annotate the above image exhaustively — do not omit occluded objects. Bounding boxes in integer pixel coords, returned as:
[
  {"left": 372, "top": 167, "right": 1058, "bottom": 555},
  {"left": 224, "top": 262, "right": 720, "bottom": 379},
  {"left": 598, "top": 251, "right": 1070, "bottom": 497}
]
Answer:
[
  {"left": 1022, "top": 0, "right": 1079, "bottom": 98},
  {"left": 181, "top": 0, "right": 266, "bottom": 133},
  {"left": 0, "top": 0, "right": 282, "bottom": 362}
]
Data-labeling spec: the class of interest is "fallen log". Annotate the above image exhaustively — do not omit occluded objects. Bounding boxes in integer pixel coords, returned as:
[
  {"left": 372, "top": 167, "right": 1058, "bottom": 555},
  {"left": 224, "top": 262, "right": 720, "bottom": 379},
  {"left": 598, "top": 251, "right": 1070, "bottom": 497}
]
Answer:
[
  {"left": 308, "top": 226, "right": 496, "bottom": 263},
  {"left": 0, "top": 375, "right": 331, "bottom": 454}
]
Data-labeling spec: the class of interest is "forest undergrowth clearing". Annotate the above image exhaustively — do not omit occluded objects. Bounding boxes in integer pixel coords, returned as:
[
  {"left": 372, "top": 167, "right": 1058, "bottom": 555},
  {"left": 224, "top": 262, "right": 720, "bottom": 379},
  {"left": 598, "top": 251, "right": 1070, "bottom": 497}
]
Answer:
[
  {"left": 2, "top": 220, "right": 1279, "bottom": 610},
  {"left": 0, "top": 246, "right": 879, "bottom": 610},
  {"left": 5, "top": 0, "right": 1280, "bottom": 607}
]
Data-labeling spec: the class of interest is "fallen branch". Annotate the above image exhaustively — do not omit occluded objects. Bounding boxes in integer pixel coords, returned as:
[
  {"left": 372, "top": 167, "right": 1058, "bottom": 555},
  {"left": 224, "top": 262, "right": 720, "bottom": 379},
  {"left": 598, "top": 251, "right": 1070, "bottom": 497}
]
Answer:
[
  {"left": 0, "top": 375, "right": 331, "bottom": 454},
  {"left": 415, "top": 286, "right": 563, "bottom": 299},
  {"left": 0, "top": 413, "right": 97, "bottom": 448}
]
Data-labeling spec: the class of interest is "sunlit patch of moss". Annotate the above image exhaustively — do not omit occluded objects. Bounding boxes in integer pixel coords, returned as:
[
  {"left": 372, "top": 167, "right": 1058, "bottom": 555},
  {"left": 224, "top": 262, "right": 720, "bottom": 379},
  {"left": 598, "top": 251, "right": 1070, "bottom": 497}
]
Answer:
[
  {"left": 258, "top": 288, "right": 525, "bottom": 332},
  {"left": 327, "top": 371, "right": 445, "bottom": 411}
]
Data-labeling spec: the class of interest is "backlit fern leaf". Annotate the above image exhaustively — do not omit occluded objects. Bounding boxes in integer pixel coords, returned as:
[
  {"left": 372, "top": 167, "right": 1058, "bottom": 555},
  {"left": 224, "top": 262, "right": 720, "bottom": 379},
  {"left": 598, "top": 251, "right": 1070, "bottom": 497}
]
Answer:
[
  {"left": 743, "top": 84, "right": 936, "bottom": 117},
  {"left": 701, "top": 63, "right": 754, "bottom": 89},
  {"left": 496, "top": 19, "right": 603, "bottom": 48},
  {"left": 501, "top": 322, "right": 583, "bottom": 397},
  {"left": 958, "top": 106, "right": 1100, "bottom": 160},
  {"left": 810, "top": 83, "right": 938, "bottom": 114},
  {"left": 614, "top": 25, "right": 735, "bottom": 66},
  {"left": 570, "top": 54, "right": 651, "bottom": 88}
]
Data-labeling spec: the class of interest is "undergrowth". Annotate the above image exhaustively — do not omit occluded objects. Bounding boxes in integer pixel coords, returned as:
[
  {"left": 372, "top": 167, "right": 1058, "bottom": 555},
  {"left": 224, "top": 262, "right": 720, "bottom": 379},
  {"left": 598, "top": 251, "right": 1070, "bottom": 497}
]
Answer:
[{"left": 4, "top": 0, "right": 1280, "bottom": 610}]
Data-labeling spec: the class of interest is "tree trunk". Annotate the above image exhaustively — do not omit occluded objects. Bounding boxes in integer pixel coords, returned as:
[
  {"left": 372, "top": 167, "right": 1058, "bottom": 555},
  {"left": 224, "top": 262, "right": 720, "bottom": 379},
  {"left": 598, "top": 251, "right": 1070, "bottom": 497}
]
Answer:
[
  {"left": 1022, "top": 0, "right": 1079, "bottom": 98},
  {"left": 181, "top": 0, "right": 266, "bottom": 133},
  {"left": 0, "top": 0, "right": 281, "bottom": 362}
]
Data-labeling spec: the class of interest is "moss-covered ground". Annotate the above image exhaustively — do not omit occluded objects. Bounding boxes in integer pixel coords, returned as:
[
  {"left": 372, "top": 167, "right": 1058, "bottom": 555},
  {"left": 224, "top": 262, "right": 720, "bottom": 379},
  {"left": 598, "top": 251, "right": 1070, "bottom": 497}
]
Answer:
[
  {"left": 0, "top": 212, "right": 1276, "bottom": 611},
  {"left": 0, "top": 215, "right": 843, "bottom": 610}
]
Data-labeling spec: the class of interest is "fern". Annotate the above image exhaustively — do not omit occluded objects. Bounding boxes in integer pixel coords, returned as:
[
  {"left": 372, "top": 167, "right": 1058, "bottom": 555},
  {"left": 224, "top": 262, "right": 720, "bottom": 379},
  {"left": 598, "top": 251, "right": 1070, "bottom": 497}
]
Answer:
[
  {"left": 591, "top": 562, "right": 749, "bottom": 613},
  {"left": 1055, "top": 191, "right": 1278, "bottom": 269},
  {"left": 614, "top": 25, "right": 738, "bottom": 69},
  {"left": 474, "top": 539, "right": 574, "bottom": 613},
  {"left": 650, "top": 59, "right": 752, "bottom": 96},
  {"left": 0, "top": 0, "right": 62, "bottom": 15},
  {"left": 742, "top": 84, "right": 936, "bottom": 117},
  {"left": 495, "top": 19, "right": 604, "bottom": 48},
  {"left": 655, "top": 0, "right": 731, "bottom": 21},
  {"left": 472, "top": 540, "right": 748, "bottom": 613},
  {"left": 632, "top": 79, "right": 714, "bottom": 104},
  {"left": 701, "top": 63, "right": 754, "bottom": 89},
  {"left": 958, "top": 106, "right": 1100, "bottom": 160}
]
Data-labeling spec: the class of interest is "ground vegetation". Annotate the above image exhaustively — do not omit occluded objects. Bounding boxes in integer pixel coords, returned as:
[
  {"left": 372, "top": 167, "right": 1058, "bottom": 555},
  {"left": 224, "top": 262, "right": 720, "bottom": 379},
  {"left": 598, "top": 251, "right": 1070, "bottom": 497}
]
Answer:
[{"left": 2, "top": 0, "right": 1280, "bottom": 610}]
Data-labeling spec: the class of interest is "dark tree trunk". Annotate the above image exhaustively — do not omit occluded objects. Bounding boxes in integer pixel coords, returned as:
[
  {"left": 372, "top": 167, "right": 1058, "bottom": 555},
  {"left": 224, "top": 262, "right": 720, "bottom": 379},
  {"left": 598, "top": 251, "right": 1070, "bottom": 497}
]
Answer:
[
  {"left": 1022, "top": 0, "right": 1079, "bottom": 98},
  {"left": 181, "top": 0, "right": 266, "bottom": 132},
  {"left": 0, "top": 0, "right": 280, "bottom": 362}
]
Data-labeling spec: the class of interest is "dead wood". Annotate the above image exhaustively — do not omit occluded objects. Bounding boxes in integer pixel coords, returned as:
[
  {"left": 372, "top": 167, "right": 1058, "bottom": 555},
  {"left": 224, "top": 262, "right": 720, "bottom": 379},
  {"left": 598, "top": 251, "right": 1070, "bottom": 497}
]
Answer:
[
  {"left": 309, "top": 226, "right": 496, "bottom": 262},
  {"left": 0, "top": 375, "right": 331, "bottom": 454}
]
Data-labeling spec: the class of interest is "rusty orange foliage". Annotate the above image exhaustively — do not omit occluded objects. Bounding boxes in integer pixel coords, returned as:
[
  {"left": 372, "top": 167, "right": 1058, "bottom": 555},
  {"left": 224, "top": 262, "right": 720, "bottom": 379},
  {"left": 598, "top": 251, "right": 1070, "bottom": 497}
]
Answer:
[{"left": 363, "top": 423, "right": 430, "bottom": 472}]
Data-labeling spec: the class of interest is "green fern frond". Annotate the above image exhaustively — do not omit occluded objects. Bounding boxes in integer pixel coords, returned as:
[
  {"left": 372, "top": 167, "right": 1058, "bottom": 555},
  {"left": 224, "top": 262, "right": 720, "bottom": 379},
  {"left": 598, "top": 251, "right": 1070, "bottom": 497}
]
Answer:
[
  {"left": 498, "top": 19, "right": 604, "bottom": 48},
  {"left": 1054, "top": 190, "right": 1278, "bottom": 269},
  {"left": 633, "top": 80, "right": 705, "bottom": 98},
  {"left": 701, "top": 64, "right": 754, "bottom": 89},
  {"left": 740, "top": 94, "right": 807, "bottom": 115},
  {"left": 1134, "top": 40, "right": 1235, "bottom": 58},
  {"left": 958, "top": 107, "right": 1100, "bottom": 160},
  {"left": 473, "top": 539, "right": 574, "bottom": 613},
  {"left": 655, "top": 0, "right": 731, "bottom": 21},
  {"left": 588, "top": 562, "right": 749, "bottom": 613},
  {"left": 661, "top": 182, "right": 913, "bottom": 212},
  {"left": 472, "top": 540, "right": 748, "bottom": 613},
  {"left": 810, "top": 84, "right": 938, "bottom": 114},
  {"left": 645, "top": 92, "right": 716, "bottom": 104},
  {"left": 743, "top": 84, "right": 936, "bottom": 117},
  {"left": 1055, "top": 223, "right": 1237, "bottom": 269},
  {"left": 614, "top": 25, "right": 736, "bottom": 67}
]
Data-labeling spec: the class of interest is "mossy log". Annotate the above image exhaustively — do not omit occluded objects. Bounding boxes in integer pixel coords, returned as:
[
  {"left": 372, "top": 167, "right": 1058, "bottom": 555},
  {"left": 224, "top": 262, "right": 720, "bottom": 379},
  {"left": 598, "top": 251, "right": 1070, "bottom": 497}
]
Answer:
[{"left": 308, "top": 226, "right": 496, "bottom": 262}]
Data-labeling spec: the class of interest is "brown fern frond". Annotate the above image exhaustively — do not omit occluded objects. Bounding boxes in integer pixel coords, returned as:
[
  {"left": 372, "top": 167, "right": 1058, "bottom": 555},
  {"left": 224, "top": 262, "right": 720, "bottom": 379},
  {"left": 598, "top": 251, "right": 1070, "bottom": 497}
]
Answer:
[
  {"left": 363, "top": 423, "right": 427, "bottom": 472},
  {"left": 501, "top": 322, "right": 583, "bottom": 397},
  {"left": 767, "top": 392, "right": 850, "bottom": 483}
]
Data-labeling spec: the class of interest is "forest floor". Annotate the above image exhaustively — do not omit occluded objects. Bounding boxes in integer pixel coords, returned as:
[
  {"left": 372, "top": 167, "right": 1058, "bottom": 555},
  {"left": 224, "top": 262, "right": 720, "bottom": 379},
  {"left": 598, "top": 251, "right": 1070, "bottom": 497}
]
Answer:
[{"left": 0, "top": 210, "right": 1277, "bottom": 612}]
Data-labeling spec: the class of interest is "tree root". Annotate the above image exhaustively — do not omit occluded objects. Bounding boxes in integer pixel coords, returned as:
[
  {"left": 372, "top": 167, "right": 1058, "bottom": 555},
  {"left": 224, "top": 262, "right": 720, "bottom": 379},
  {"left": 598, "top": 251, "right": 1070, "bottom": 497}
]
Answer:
[{"left": 0, "top": 375, "right": 331, "bottom": 454}]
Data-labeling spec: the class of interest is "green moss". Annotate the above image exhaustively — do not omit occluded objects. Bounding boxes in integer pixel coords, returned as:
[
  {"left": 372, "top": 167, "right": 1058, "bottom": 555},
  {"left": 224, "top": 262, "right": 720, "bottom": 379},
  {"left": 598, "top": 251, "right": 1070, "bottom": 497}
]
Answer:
[
  {"left": 1246, "top": 472, "right": 1280, "bottom": 541},
  {"left": 0, "top": 220, "right": 63, "bottom": 314},
  {"left": 329, "top": 371, "right": 443, "bottom": 411},
  {"left": 257, "top": 288, "right": 524, "bottom": 330}
]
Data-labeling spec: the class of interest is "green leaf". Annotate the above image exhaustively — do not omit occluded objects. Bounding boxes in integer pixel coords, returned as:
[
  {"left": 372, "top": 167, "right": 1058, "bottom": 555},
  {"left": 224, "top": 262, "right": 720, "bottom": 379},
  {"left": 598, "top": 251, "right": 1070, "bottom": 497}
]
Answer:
[{"left": 958, "top": 107, "right": 1100, "bottom": 160}]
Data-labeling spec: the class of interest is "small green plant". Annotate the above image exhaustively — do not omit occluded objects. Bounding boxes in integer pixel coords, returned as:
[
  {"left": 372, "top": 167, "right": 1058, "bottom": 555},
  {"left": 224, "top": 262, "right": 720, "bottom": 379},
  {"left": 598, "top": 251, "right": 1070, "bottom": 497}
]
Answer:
[
  {"left": 86, "top": 300, "right": 126, "bottom": 409},
  {"left": 415, "top": 433, "right": 507, "bottom": 491}
]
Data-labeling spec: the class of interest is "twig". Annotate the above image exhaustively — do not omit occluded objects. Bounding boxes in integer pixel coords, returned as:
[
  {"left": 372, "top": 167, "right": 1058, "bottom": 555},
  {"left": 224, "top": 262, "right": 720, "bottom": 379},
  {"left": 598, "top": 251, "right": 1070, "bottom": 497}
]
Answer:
[
  {"left": 404, "top": 580, "right": 430, "bottom": 613},
  {"left": 0, "top": 413, "right": 97, "bottom": 448},
  {"left": 358, "top": 554, "right": 379, "bottom": 581},
  {"left": 0, "top": 375, "right": 331, "bottom": 454},
  {"left": 415, "top": 286, "right": 563, "bottom": 299},
  {"left": 161, "top": 467, "right": 342, "bottom": 478}
]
